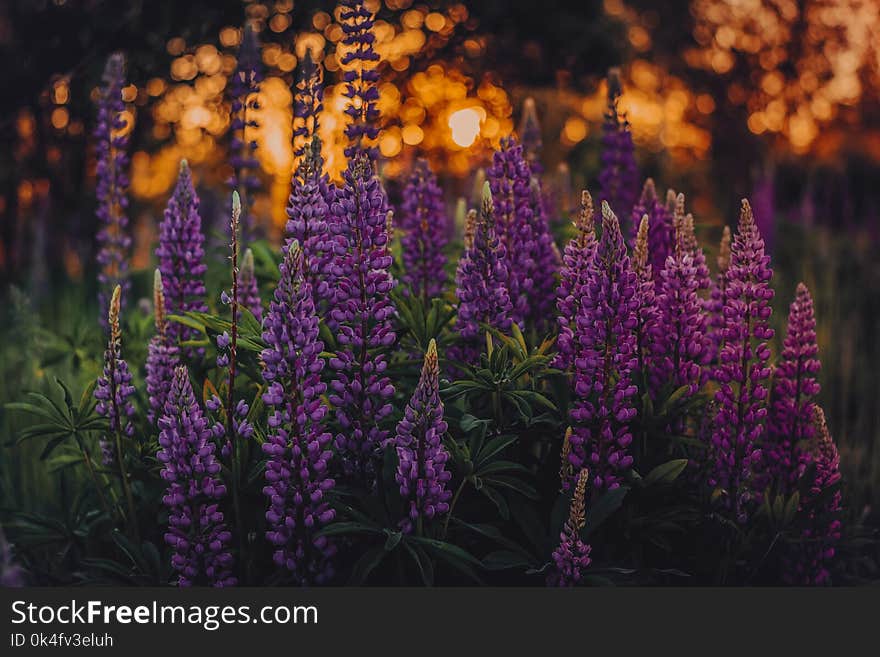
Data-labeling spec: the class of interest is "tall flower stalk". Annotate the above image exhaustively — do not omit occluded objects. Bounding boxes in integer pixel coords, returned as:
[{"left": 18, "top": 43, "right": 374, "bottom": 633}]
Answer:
[
  {"left": 709, "top": 200, "right": 774, "bottom": 523},
  {"left": 94, "top": 53, "right": 131, "bottom": 330},
  {"left": 399, "top": 159, "right": 448, "bottom": 302},
  {"left": 228, "top": 24, "right": 263, "bottom": 242},
  {"left": 518, "top": 96, "right": 543, "bottom": 175},
  {"left": 395, "top": 339, "right": 452, "bottom": 534},
  {"left": 94, "top": 285, "right": 138, "bottom": 541},
  {"left": 632, "top": 214, "right": 659, "bottom": 384},
  {"left": 261, "top": 241, "right": 336, "bottom": 583},
  {"left": 568, "top": 202, "right": 639, "bottom": 492},
  {"left": 340, "top": 0, "right": 380, "bottom": 162},
  {"left": 548, "top": 468, "right": 592, "bottom": 586},
  {"left": 630, "top": 179, "right": 674, "bottom": 282},
  {"left": 766, "top": 283, "right": 821, "bottom": 492},
  {"left": 452, "top": 183, "right": 513, "bottom": 365},
  {"left": 328, "top": 153, "right": 396, "bottom": 483},
  {"left": 598, "top": 68, "right": 638, "bottom": 226},
  {"left": 555, "top": 191, "right": 596, "bottom": 371},
  {"left": 238, "top": 248, "right": 262, "bottom": 322},
  {"left": 155, "top": 160, "right": 207, "bottom": 353},
  {"left": 158, "top": 366, "right": 236, "bottom": 587},
  {"left": 707, "top": 226, "right": 732, "bottom": 364},
  {"left": 293, "top": 52, "right": 324, "bottom": 160},
  {"left": 146, "top": 270, "right": 179, "bottom": 426}
]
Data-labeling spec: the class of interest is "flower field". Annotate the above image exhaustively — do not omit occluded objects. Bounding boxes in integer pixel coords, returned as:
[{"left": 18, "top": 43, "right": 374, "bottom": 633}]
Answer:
[{"left": 1, "top": 0, "right": 878, "bottom": 588}]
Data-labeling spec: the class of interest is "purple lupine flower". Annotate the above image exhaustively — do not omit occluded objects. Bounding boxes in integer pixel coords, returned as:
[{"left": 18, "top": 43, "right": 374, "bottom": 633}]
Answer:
[
  {"left": 261, "top": 241, "right": 336, "bottom": 584},
  {"left": 649, "top": 216, "right": 708, "bottom": 397},
  {"left": 487, "top": 137, "right": 538, "bottom": 327},
  {"left": 568, "top": 202, "right": 639, "bottom": 492},
  {"left": 238, "top": 248, "right": 262, "bottom": 322},
  {"left": 765, "top": 283, "right": 821, "bottom": 493},
  {"left": 158, "top": 366, "right": 236, "bottom": 587},
  {"left": 706, "top": 226, "right": 732, "bottom": 365},
  {"left": 155, "top": 160, "right": 208, "bottom": 353},
  {"left": 527, "top": 176, "right": 561, "bottom": 331},
  {"left": 0, "top": 528, "right": 25, "bottom": 587},
  {"left": 228, "top": 24, "right": 263, "bottom": 243},
  {"left": 146, "top": 270, "right": 180, "bottom": 426},
  {"left": 399, "top": 159, "right": 448, "bottom": 301},
  {"left": 784, "top": 406, "right": 842, "bottom": 585},
  {"left": 672, "top": 194, "right": 711, "bottom": 295},
  {"left": 632, "top": 215, "right": 660, "bottom": 382},
  {"left": 598, "top": 68, "right": 638, "bottom": 228},
  {"left": 518, "top": 97, "right": 543, "bottom": 175},
  {"left": 94, "top": 285, "right": 136, "bottom": 466},
  {"left": 340, "top": 0, "right": 380, "bottom": 162},
  {"left": 395, "top": 339, "right": 452, "bottom": 533},
  {"left": 548, "top": 468, "right": 592, "bottom": 586},
  {"left": 451, "top": 183, "right": 513, "bottom": 365},
  {"left": 555, "top": 191, "right": 596, "bottom": 371},
  {"left": 709, "top": 200, "right": 775, "bottom": 523},
  {"left": 94, "top": 53, "right": 132, "bottom": 330},
  {"left": 286, "top": 138, "right": 335, "bottom": 315},
  {"left": 328, "top": 153, "right": 396, "bottom": 482},
  {"left": 293, "top": 51, "right": 324, "bottom": 160},
  {"left": 630, "top": 179, "right": 674, "bottom": 281}
]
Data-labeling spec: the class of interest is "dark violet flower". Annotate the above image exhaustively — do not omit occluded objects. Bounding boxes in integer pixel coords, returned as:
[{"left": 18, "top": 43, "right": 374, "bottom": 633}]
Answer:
[
  {"left": 94, "top": 53, "right": 132, "bottom": 330},
  {"left": 158, "top": 366, "right": 236, "bottom": 587},
  {"left": 707, "top": 226, "right": 732, "bottom": 365},
  {"left": 709, "top": 200, "right": 774, "bottom": 523},
  {"left": 399, "top": 159, "right": 448, "bottom": 301},
  {"left": 672, "top": 194, "right": 711, "bottom": 295},
  {"left": 451, "top": 183, "right": 513, "bottom": 365},
  {"left": 328, "top": 153, "right": 396, "bottom": 482},
  {"left": 784, "top": 406, "right": 842, "bottom": 585},
  {"left": 293, "top": 51, "right": 324, "bottom": 160},
  {"left": 146, "top": 270, "right": 180, "bottom": 427},
  {"left": 555, "top": 191, "right": 596, "bottom": 371},
  {"left": 261, "top": 241, "right": 336, "bottom": 584},
  {"left": 486, "top": 136, "right": 539, "bottom": 327},
  {"left": 228, "top": 24, "right": 263, "bottom": 243},
  {"left": 598, "top": 68, "right": 638, "bottom": 228},
  {"left": 765, "top": 283, "right": 821, "bottom": 493},
  {"left": 340, "top": 0, "right": 380, "bottom": 162},
  {"left": 395, "top": 339, "right": 452, "bottom": 533},
  {"left": 238, "top": 248, "right": 262, "bottom": 322},
  {"left": 568, "top": 202, "right": 639, "bottom": 492},
  {"left": 155, "top": 160, "right": 208, "bottom": 353},
  {"left": 630, "top": 179, "right": 674, "bottom": 282},
  {"left": 548, "top": 468, "right": 592, "bottom": 587},
  {"left": 527, "top": 176, "right": 562, "bottom": 331},
  {"left": 632, "top": 214, "right": 660, "bottom": 382},
  {"left": 518, "top": 97, "right": 543, "bottom": 175},
  {"left": 649, "top": 215, "right": 708, "bottom": 397},
  {"left": 94, "top": 285, "right": 136, "bottom": 466}
]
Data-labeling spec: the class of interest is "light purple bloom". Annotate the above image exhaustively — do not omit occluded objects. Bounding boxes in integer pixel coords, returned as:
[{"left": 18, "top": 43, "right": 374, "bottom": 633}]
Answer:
[
  {"left": 146, "top": 270, "right": 180, "bottom": 426},
  {"left": 399, "top": 159, "right": 448, "bottom": 301},
  {"left": 598, "top": 68, "right": 638, "bottom": 229},
  {"left": 548, "top": 468, "right": 592, "bottom": 586},
  {"left": 261, "top": 241, "right": 336, "bottom": 584},
  {"left": 157, "top": 366, "right": 236, "bottom": 587},
  {"left": 630, "top": 179, "right": 674, "bottom": 283}
]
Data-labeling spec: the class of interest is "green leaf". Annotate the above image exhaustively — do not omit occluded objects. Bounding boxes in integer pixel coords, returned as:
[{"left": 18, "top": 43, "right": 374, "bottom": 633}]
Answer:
[
  {"left": 384, "top": 530, "right": 403, "bottom": 551},
  {"left": 316, "top": 521, "right": 382, "bottom": 538},
  {"left": 348, "top": 546, "right": 388, "bottom": 585},
  {"left": 585, "top": 486, "right": 629, "bottom": 536},
  {"left": 483, "top": 550, "right": 530, "bottom": 571},
  {"left": 644, "top": 459, "right": 689, "bottom": 486},
  {"left": 480, "top": 485, "right": 509, "bottom": 519}
]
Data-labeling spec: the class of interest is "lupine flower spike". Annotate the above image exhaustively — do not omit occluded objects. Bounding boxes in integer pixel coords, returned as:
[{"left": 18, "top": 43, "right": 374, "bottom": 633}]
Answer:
[
  {"left": 228, "top": 24, "right": 263, "bottom": 242},
  {"left": 340, "top": 0, "right": 380, "bottom": 162},
  {"left": 158, "top": 366, "right": 236, "bottom": 587},
  {"left": 293, "top": 51, "right": 324, "bottom": 160},
  {"left": 632, "top": 214, "right": 659, "bottom": 381},
  {"left": 707, "top": 226, "right": 732, "bottom": 364},
  {"left": 155, "top": 160, "right": 208, "bottom": 354},
  {"left": 709, "top": 200, "right": 774, "bottom": 523},
  {"left": 329, "top": 153, "right": 396, "bottom": 483},
  {"left": 555, "top": 191, "right": 596, "bottom": 371},
  {"left": 399, "top": 159, "right": 448, "bottom": 302},
  {"left": 146, "top": 270, "right": 180, "bottom": 426},
  {"left": 649, "top": 213, "right": 707, "bottom": 398},
  {"left": 630, "top": 179, "right": 674, "bottom": 281},
  {"left": 766, "top": 283, "right": 821, "bottom": 492},
  {"left": 95, "top": 285, "right": 135, "bottom": 466},
  {"left": 568, "top": 202, "right": 639, "bottom": 492},
  {"left": 395, "top": 339, "right": 452, "bottom": 534},
  {"left": 598, "top": 68, "right": 638, "bottom": 226},
  {"left": 548, "top": 468, "right": 592, "bottom": 586},
  {"left": 261, "top": 241, "right": 336, "bottom": 583},
  {"left": 519, "top": 97, "right": 543, "bottom": 175},
  {"left": 238, "top": 248, "right": 262, "bottom": 322},
  {"left": 94, "top": 53, "right": 132, "bottom": 329},
  {"left": 452, "top": 182, "right": 513, "bottom": 365}
]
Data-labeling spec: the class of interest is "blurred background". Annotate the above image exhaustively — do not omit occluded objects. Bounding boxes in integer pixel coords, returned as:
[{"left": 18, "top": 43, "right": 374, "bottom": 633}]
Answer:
[{"left": 0, "top": 0, "right": 878, "bottom": 533}]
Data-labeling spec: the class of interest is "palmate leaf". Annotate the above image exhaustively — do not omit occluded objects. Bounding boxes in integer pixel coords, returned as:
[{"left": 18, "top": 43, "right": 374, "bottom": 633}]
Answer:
[
  {"left": 406, "top": 536, "right": 484, "bottom": 584},
  {"left": 643, "top": 459, "right": 690, "bottom": 486}
]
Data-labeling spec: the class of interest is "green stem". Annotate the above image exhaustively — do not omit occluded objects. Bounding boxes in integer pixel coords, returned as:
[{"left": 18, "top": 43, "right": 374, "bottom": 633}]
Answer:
[
  {"left": 441, "top": 479, "right": 467, "bottom": 540},
  {"left": 76, "top": 436, "right": 114, "bottom": 520}
]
